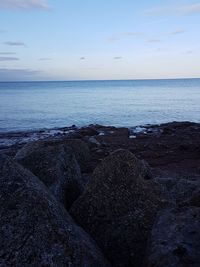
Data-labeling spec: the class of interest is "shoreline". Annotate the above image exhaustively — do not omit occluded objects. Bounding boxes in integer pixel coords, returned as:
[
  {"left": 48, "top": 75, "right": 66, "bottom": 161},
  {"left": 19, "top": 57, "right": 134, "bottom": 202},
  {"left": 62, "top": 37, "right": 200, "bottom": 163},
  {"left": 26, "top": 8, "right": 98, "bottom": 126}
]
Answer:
[
  {"left": 1, "top": 120, "right": 200, "bottom": 181},
  {"left": 0, "top": 120, "right": 199, "bottom": 148}
]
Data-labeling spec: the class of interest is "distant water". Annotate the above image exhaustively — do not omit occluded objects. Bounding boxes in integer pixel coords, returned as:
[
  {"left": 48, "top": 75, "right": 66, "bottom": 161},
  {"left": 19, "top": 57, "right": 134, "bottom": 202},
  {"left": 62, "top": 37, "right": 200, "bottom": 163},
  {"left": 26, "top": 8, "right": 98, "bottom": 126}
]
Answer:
[{"left": 0, "top": 79, "right": 200, "bottom": 133}]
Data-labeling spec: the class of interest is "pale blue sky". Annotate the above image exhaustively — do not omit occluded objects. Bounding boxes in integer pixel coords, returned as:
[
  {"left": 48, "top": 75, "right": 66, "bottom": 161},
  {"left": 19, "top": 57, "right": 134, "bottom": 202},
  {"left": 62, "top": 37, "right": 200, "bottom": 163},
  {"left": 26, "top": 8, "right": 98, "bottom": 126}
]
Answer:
[{"left": 0, "top": 0, "right": 200, "bottom": 81}]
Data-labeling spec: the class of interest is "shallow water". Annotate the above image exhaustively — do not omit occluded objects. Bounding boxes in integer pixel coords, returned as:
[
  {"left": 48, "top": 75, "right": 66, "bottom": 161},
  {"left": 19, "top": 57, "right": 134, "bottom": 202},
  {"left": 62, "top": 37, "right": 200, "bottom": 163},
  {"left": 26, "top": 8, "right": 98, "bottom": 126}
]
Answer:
[{"left": 0, "top": 79, "right": 200, "bottom": 133}]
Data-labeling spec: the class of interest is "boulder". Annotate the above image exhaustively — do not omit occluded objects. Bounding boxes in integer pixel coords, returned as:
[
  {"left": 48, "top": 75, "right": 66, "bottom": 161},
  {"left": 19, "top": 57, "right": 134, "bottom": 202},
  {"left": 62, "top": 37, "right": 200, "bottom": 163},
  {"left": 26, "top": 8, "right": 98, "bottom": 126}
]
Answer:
[
  {"left": 0, "top": 154, "right": 111, "bottom": 267},
  {"left": 156, "top": 177, "right": 200, "bottom": 206},
  {"left": 174, "top": 179, "right": 200, "bottom": 205},
  {"left": 46, "top": 138, "right": 91, "bottom": 172},
  {"left": 145, "top": 207, "right": 200, "bottom": 267},
  {"left": 63, "top": 139, "right": 91, "bottom": 172},
  {"left": 15, "top": 139, "right": 84, "bottom": 209},
  {"left": 88, "top": 137, "right": 101, "bottom": 147},
  {"left": 70, "top": 149, "right": 166, "bottom": 267},
  {"left": 181, "top": 188, "right": 200, "bottom": 207},
  {"left": 77, "top": 127, "right": 99, "bottom": 137},
  {"left": 109, "top": 127, "right": 130, "bottom": 137}
]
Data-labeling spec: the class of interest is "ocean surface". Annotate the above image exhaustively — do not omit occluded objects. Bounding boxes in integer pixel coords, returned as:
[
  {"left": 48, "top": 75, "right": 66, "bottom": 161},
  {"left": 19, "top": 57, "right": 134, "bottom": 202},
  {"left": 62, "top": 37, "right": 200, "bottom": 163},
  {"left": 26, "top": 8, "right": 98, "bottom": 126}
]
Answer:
[{"left": 0, "top": 79, "right": 200, "bottom": 133}]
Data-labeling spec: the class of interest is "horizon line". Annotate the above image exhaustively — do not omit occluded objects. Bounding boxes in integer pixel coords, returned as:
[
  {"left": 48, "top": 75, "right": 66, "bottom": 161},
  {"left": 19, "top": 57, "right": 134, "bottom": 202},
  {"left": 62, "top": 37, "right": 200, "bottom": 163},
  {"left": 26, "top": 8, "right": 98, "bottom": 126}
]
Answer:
[{"left": 0, "top": 77, "right": 200, "bottom": 83}]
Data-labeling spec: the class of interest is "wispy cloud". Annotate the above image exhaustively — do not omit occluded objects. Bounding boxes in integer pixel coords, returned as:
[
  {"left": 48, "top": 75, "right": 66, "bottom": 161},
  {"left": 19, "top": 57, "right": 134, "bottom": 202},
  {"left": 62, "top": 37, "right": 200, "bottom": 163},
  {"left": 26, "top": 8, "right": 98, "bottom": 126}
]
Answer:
[
  {"left": 147, "top": 39, "right": 161, "bottom": 43},
  {"left": 145, "top": 3, "right": 200, "bottom": 16},
  {"left": 114, "top": 57, "right": 122, "bottom": 60},
  {"left": 0, "top": 57, "right": 19, "bottom": 61},
  {"left": 145, "top": 6, "right": 171, "bottom": 16},
  {"left": 180, "top": 3, "right": 200, "bottom": 15},
  {"left": 123, "top": 32, "right": 143, "bottom": 37},
  {"left": 143, "top": 18, "right": 169, "bottom": 26},
  {"left": 184, "top": 50, "right": 193, "bottom": 54},
  {"left": 4, "top": 41, "right": 26, "bottom": 46},
  {"left": 0, "top": 52, "right": 16, "bottom": 55},
  {"left": 107, "top": 36, "right": 121, "bottom": 43},
  {"left": 170, "top": 29, "right": 186, "bottom": 35},
  {"left": 107, "top": 32, "right": 143, "bottom": 43},
  {"left": 39, "top": 57, "right": 52, "bottom": 61},
  {"left": 0, "top": 0, "right": 49, "bottom": 10},
  {"left": 0, "top": 68, "right": 41, "bottom": 81}
]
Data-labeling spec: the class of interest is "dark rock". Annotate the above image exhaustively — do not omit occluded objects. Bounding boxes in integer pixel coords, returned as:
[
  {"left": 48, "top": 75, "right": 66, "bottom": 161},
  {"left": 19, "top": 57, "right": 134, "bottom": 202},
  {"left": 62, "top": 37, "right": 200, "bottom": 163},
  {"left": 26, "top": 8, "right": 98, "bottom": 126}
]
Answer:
[
  {"left": 145, "top": 207, "right": 200, "bottom": 267},
  {"left": 155, "top": 177, "right": 177, "bottom": 192},
  {"left": 88, "top": 137, "right": 101, "bottom": 147},
  {"left": 179, "top": 144, "right": 189, "bottom": 151},
  {"left": 108, "top": 127, "right": 130, "bottom": 137},
  {"left": 0, "top": 154, "right": 111, "bottom": 267},
  {"left": 0, "top": 145, "right": 23, "bottom": 157},
  {"left": 59, "top": 124, "right": 77, "bottom": 131},
  {"left": 181, "top": 188, "right": 200, "bottom": 207},
  {"left": 70, "top": 149, "right": 166, "bottom": 267},
  {"left": 81, "top": 173, "right": 92, "bottom": 186},
  {"left": 162, "top": 127, "right": 174, "bottom": 135},
  {"left": 68, "top": 131, "right": 83, "bottom": 139},
  {"left": 156, "top": 178, "right": 200, "bottom": 206},
  {"left": 174, "top": 179, "right": 200, "bottom": 205},
  {"left": 63, "top": 139, "right": 91, "bottom": 172},
  {"left": 15, "top": 140, "right": 84, "bottom": 209},
  {"left": 77, "top": 127, "right": 99, "bottom": 137}
]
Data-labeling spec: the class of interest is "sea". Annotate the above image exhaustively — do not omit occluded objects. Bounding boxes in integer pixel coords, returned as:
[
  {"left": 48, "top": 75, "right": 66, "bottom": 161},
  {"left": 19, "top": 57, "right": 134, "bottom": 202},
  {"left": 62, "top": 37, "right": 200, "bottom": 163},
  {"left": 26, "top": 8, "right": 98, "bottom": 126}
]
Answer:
[{"left": 0, "top": 79, "right": 200, "bottom": 133}]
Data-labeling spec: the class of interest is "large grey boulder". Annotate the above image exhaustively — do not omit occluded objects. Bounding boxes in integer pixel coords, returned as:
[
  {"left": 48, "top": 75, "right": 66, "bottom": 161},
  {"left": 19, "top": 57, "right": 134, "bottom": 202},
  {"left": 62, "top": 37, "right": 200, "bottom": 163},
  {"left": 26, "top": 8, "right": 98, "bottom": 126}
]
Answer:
[
  {"left": 70, "top": 149, "right": 166, "bottom": 267},
  {"left": 0, "top": 154, "right": 111, "bottom": 267},
  {"left": 15, "top": 140, "right": 84, "bottom": 209},
  {"left": 145, "top": 207, "right": 200, "bottom": 267}
]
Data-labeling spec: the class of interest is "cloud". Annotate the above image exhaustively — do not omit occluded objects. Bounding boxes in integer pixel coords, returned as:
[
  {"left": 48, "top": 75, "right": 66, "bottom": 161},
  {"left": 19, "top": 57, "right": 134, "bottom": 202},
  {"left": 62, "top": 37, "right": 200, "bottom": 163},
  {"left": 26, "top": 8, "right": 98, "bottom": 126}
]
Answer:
[
  {"left": 185, "top": 50, "right": 193, "bottom": 54},
  {"left": 123, "top": 32, "right": 143, "bottom": 37},
  {"left": 4, "top": 41, "right": 26, "bottom": 46},
  {"left": 147, "top": 39, "right": 161, "bottom": 43},
  {"left": 0, "top": 68, "right": 41, "bottom": 81},
  {"left": 0, "top": 57, "right": 19, "bottom": 61},
  {"left": 0, "top": 0, "right": 49, "bottom": 10},
  {"left": 170, "top": 29, "right": 186, "bottom": 35},
  {"left": 145, "top": 3, "right": 200, "bottom": 16},
  {"left": 107, "top": 37, "right": 120, "bottom": 43},
  {"left": 80, "top": 57, "right": 86, "bottom": 60},
  {"left": 114, "top": 57, "right": 122, "bottom": 60},
  {"left": 143, "top": 18, "right": 169, "bottom": 25},
  {"left": 145, "top": 6, "right": 171, "bottom": 16},
  {"left": 39, "top": 57, "right": 52, "bottom": 61},
  {"left": 180, "top": 3, "right": 200, "bottom": 15},
  {"left": 0, "top": 52, "right": 16, "bottom": 55},
  {"left": 107, "top": 32, "right": 143, "bottom": 43}
]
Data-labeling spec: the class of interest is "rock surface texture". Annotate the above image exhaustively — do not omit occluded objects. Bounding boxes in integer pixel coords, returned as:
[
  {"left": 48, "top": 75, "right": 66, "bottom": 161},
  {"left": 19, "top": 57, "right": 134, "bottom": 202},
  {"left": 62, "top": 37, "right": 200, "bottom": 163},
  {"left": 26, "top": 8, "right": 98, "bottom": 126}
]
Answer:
[
  {"left": 0, "top": 154, "right": 111, "bottom": 267},
  {"left": 64, "top": 138, "right": 91, "bottom": 172},
  {"left": 70, "top": 149, "right": 166, "bottom": 267},
  {"left": 145, "top": 207, "right": 200, "bottom": 267},
  {"left": 15, "top": 139, "right": 84, "bottom": 209},
  {"left": 156, "top": 177, "right": 200, "bottom": 207}
]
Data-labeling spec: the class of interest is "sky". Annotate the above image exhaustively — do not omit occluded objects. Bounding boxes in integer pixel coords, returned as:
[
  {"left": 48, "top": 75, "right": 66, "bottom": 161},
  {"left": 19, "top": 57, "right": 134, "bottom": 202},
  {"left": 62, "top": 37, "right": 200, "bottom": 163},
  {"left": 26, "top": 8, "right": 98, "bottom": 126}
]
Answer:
[{"left": 0, "top": 0, "right": 200, "bottom": 81}]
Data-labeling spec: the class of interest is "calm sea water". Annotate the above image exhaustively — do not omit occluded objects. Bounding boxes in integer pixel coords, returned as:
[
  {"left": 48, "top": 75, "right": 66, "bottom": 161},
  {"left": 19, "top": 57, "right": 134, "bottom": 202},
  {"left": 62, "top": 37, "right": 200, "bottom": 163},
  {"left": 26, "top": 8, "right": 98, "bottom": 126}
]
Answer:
[{"left": 0, "top": 79, "right": 200, "bottom": 133}]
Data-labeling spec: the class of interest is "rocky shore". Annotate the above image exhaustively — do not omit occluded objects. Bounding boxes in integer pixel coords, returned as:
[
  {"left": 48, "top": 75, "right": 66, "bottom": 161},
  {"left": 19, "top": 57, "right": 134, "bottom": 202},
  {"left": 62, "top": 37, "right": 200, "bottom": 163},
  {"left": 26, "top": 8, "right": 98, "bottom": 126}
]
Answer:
[{"left": 0, "top": 121, "right": 200, "bottom": 266}]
